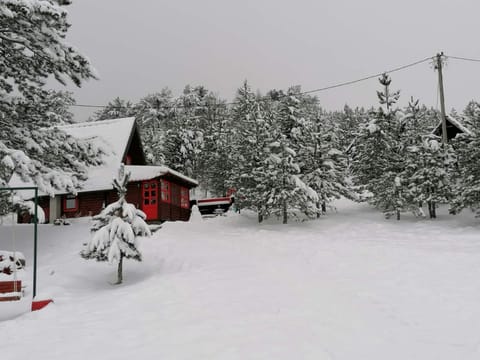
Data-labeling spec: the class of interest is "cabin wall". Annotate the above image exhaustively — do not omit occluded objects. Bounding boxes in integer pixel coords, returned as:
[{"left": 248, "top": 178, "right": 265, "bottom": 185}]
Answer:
[
  {"left": 105, "top": 184, "right": 142, "bottom": 208},
  {"left": 19, "top": 178, "right": 193, "bottom": 223},
  {"left": 158, "top": 178, "right": 191, "bottom": 222},
  {"left": 62, "top": 191, "right": 106, "bottom": 219}
]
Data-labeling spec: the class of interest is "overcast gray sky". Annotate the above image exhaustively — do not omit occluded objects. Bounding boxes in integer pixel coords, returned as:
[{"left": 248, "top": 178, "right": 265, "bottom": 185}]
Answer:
[{"left": 60, "top": 0, "right": 480, "bottom": 121}]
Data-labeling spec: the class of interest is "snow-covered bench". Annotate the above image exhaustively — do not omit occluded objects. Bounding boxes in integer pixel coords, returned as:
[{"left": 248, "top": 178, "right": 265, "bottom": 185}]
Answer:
[
  {"left": 0, "top": 280, "right": 22, "bottom": 301},
  {"left": 0, "top": 251, "right": 26, "bottom": 301}
]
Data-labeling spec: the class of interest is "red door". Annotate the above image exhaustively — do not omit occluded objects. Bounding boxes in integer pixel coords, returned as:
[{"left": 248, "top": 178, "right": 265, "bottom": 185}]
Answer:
[{"left": 141, "top": 180, "right": 158, "bottom": 220}]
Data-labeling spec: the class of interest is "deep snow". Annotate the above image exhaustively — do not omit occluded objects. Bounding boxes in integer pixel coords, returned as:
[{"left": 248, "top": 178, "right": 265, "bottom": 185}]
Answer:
[{"left": 1, "top": 199, "right": 480, "bottom": 359}]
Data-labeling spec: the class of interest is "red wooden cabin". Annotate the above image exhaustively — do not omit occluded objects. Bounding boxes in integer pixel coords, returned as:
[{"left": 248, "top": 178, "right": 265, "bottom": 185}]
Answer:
[{"left": 12, "top": 118, "right": 198, "bottom": 223}]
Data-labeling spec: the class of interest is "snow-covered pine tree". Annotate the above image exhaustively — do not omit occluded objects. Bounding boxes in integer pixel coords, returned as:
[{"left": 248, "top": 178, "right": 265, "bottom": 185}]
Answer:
[
  {"left": 0, "top": 0, "right": 96, "bottom": 98},
  {"left": 193, "top": 91, "right": 230, "bottom": 196},
  {"left": 92, "top": 97, "right": 135, "bottom": 121},
  {"left": 264, "top": 88, "right": 319, "bottom": 223},
  {"left": 336, "top": 105, "right": 369, "bottom": 151},
  {"left": 81, "top": 165, "right": 151, "bottom": 285},
  {"left": 406, "top": 134, "right": 456, "bottom": 218},
  {"left": 162, "top": 85, "right": 207, "bottom": 180},
  {"left": 265, "top": 133, "right": 318, "bottom": 223},
  {"left": 16, "top": 90, "right": 77, "bottom": 126},
  {"left": 229, "top": 81, "right": 271, "bottom": 222},
  {"left": 398, "top": 98, "right": 455, "bottom": 218},
  {"left": 350, "top": 74, "right": 405, "bottom": 219},
  {"left": 1, "top": 93, "right": 105, "bottom": 195},
  {"left": 302, "top": 113, "right": 352, "bottom": 216},
  {"left": 450, "top": 105, "right": 480, "bottom": 217},
  {"left": 200, "top": 99, "right": 234, "bottom": 197},
  {"left": 0, "top": 0, "right": 102, "bottom": 193},
  {"left": 463, "top": 101, "right": 480, "bottom": 130},
  {"left": 134, "top": 90, "right": 175, "bottom": 165}
]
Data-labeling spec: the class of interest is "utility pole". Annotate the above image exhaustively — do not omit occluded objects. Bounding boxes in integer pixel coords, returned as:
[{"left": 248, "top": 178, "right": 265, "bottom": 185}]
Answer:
[{"left": 435, "top": 52, "right": 448, "bottom": 144}]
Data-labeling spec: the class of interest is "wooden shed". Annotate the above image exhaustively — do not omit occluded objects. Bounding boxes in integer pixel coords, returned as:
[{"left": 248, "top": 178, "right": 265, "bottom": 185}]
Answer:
[
  {"left": 432, "top": 115, "right": 471, "bottom": 141},
  {"left": 12, "top": 117, "right": 198, "bottom": 223}
]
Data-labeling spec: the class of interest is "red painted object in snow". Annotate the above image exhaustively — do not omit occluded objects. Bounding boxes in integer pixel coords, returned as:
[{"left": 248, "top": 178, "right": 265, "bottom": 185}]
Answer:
[
  {"left": 0, "top": 280, "right": 22, "bottom": 301},
  {"left": 32, "top": 299, "right": 53, "bottom": 311}
]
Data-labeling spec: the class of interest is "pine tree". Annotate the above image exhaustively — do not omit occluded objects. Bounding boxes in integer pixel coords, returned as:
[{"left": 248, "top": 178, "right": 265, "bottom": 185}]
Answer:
[
  {"left": 81, "top": 165, "right": 151, "bottom": 285},
  {"left": 350, "top": 74, "right": 405, "bottom": 219},
  {"left": 450, "top": 104, "right": 480, "bottom": 217},
  {"left": 0, "top": 0, "right": 96, "bottom": 98},
  {"left": 264, "top": 88, "right": 319, "bottom": 223},
  {"left": 229, "top": 81, "right": 271, "bottom": 221},
  {"left": 92, "top": 97, "right": 135, "bottom": 121},
  {"left": 193, "top": 92, "right": 229, "bottom": 196},
  {"left": 302, "top": 114, "right": 352, "bottom": 215},
  {"left": 201, "top": 100, "right": 234, "bottom": 197},
  {"left": 134, "top": 90, "right": 174, "bottom": 164},
  {"left": 406, "top": 135, "right": 456, "bottom": 218},
  {"left": 163, "top": 85, "right": 207, "bottom": 180},
  {"left": 463, "top": 101, "right": 480, "bottom": 130},
  {"left": 399, "top": 99, "right": 455, "bottom": 218},
  {"left": 0, "top": 0, "right": 101, "bottom": 193},
  {"left": 336, "top": 105, "right": 368, "bottom": 151}
]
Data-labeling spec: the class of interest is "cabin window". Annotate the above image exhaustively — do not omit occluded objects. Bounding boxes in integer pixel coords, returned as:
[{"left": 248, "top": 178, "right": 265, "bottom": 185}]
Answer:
[
  {"left": 160, "top": 179, "right": 171, "bottom": 204},
  {"left": 180, "top": 187, "right": 190, "bottom": 209},
  {"left": 63, "top": 195, "right": 78, "bottom": 212}
]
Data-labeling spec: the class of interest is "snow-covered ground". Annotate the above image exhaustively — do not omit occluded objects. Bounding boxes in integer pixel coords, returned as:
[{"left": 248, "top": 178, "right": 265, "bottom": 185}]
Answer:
[{"left": 1, "top": 199, "right": 480, "bottom": 359}]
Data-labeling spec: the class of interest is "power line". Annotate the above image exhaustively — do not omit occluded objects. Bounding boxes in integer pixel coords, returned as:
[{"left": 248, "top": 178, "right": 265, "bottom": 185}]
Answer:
[
  {"left": 447, "top": 55, "right": 480, "bottom": 63},
  {"left": 70, "top": 55, "right": 434, "bottom": 110},
  {"left": 298, "top": 56, "right": 433, "bottom": 96}
]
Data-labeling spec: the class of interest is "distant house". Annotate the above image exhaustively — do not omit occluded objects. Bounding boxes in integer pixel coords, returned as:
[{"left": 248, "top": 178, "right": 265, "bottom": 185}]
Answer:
[
  {"left": 432, "top": 115, "right": 471, "bottom": 141},
  {"left": 10, "top": 117, "right": 198, "bottom": 223}
]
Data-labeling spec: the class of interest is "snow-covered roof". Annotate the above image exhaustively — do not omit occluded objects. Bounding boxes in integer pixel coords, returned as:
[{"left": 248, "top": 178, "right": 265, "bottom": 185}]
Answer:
[
  {"left": 57, "top": 117, "right": 136, "bottom": 194},
  {"left": 126, "top": 165, "right": 198, "bottom": 186},
  {"left": 9, "top": 118, "right": 197, "bottom": 197},
  {"left": 432, "top": 115, "right": 472, "bottom": 136}
]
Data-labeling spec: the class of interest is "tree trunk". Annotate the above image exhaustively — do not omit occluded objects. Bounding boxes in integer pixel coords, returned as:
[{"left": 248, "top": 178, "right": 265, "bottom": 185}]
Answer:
[
  {"left": 316, "top": 202, "right": 321, "bottom": 218},
  {"left": 282, "top": 200, "right": 287, "bottom": 224},
  {"left": 396, "top": 209, "right": 400, "bottom": 220},
  {"left": 115, "top": 254, "right": 123, "bottom": 285},
  {"left": 321, "top": 201, "right": 327, "bottom": 213},
  {"left": 428, "top": 201, "right": 437, "bottom": 219},
  {"left": 258, "top": 212, "right": 263, "bottom": 223}
]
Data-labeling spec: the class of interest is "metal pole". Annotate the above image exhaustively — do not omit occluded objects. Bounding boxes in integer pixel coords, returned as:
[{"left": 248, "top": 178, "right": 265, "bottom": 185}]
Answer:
[
  {"left": 33, "top": 187, "right": 38, "bottom": 298},
  {"left": 436, "top": 52, "right": 448, "bottom": 144}
]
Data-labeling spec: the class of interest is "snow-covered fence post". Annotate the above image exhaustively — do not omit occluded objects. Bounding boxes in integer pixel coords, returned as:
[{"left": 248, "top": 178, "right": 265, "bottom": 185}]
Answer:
[{"left": 81, "top": 164, "right": 151, "bottom": 285}]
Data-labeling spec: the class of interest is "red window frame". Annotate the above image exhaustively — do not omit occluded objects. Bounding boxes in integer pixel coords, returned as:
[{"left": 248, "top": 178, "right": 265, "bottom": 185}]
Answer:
[
  {"left": 160, "top": 179, "right": 171, "bottom": 204},
  {"left": 63, "top": 195, "right": 79, "bottom": 212},
  {"left": 180, "top": 187, "right": 189, "bottom": 209}
]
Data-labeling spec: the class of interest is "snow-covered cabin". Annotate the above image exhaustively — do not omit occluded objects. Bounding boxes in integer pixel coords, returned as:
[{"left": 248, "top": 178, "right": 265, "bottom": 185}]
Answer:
[
  {"left": 432, "top": 115, "right": 471, "bottom": 141},
  {"left": 10, "top": 118, "right": 198, "bottom": 223}
]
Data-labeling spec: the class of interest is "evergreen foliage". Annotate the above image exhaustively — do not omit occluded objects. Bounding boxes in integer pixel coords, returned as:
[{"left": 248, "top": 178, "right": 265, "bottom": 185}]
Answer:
[
  {"left": 81, "top": 165, "right": 151, "bottom": 284},
  {"left": 351, "top": 74, "right": 406, "bottom": 219},
  {"left": 450, "top": 108, "right": 480, "bottom": 216},
  {"left": 94, "top": 75, "right": 480, "bottom": 223},
  {"left": 399, "top": 99, "right": 456, "bottom": 218},
  {"left": 134, "top": 90, "right": 174, "bottom": 165},
  {"left": 264, "top": 88, "right": 319, "bottom": 223},
  {"left": 92, "top": 97, "right": 135, "bottom": 121},
  {"left": 229, "top": 82, "right": 271, "bottom": 221},
  {"left": 0, "top": 0, "right": 101, "bottom": 194}
]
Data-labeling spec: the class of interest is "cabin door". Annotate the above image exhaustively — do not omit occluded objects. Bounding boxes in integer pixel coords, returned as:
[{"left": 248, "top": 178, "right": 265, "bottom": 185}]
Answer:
[{"left": 141, "top": 180, "right": 158, "bottom": 220}]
